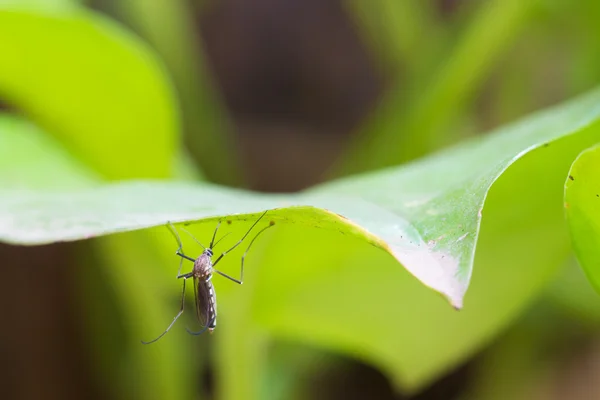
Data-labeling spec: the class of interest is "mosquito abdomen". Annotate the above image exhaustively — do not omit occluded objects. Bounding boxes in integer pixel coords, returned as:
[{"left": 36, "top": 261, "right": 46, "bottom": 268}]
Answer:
[{"left": 205, "top": 279, "right": 217, "bottom": 330}]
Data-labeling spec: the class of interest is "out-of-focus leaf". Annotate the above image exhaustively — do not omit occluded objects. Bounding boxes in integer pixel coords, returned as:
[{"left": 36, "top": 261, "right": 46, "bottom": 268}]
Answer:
[
  {"left": 0, "top": 8, "right": 177, "bottom": 179},
  {"left": 0, "top": 115, "right": 100, "bottom": 188},
  {"left": 565, "top": 144, "right": 600, "bottom": 293}
]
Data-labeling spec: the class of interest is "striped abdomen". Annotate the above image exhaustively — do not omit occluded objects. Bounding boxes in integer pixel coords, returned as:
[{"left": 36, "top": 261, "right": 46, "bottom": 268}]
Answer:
[{"left": 204, "top": 278, "right": 217, "bottom": 330}]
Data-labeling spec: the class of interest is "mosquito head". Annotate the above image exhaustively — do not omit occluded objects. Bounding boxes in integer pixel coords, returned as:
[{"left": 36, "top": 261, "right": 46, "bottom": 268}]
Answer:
[{"left": 205, "top": 248, "right": 214, "bottom": 257}]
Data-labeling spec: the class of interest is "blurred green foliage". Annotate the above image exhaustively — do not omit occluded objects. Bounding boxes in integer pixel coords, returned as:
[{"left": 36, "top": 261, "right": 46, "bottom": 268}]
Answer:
[
  {"left": 565, "top": 144, "right": 600, "bottom": 293},
  {"left": 1, "top": 1, "right": 600, "bottom": 400},
  {"left": 0, "top": 9, "right": 177, "bottom": 179}
]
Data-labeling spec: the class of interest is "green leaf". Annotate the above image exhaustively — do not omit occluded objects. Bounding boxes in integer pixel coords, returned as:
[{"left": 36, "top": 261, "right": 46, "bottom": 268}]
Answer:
[
  {"left": 2, "top": 87, "right": 600, "bottom": 390},
  {"left": 0, "top": 115, "right": 100, "bottom": 188},
  {"left": 565, "top": 144, "right": 600, "bottom": 293},
  {"left": 0, "top": 7, "right": 178, "bottom": 179}
]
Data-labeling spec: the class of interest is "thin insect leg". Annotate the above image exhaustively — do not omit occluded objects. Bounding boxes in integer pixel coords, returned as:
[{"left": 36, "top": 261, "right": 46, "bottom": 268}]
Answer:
[
  {"left": 209, "top": 220, "right": 222, "bottom": 248},
  {"left": 212, "top": 232, "right": 232, "bottom": 250},
  {"left": 212, "top": 210, "right": 269, "bottom": 268},
  {"left": 179, "top": 226, "right": 206, "bottom": 250},
  {"left": 141, "top": 278, "right": 188, "bottom": 345},
  {"left": 175, "top": 255, "right": 185, "bottom": 279},
  {"left": 177, "top": 272, "right": 193, "bottom": 280},
  {"left": 214, "top": 223, "right": 274, "bottom": 284},
  {"left": 186, "top": 319, "right": 214, "bottom": 336},
  {"left": 167, "top": 222, "right": 185, "bottom": 252},
  {"left": 193, "top": 278, "right": 201, "bottom": 323},
  {"left": 177, "top": 253, "right": 195, "bottom": 263},
  {"left": 167, "top": 222, "right": 194, "bottom": 276}
]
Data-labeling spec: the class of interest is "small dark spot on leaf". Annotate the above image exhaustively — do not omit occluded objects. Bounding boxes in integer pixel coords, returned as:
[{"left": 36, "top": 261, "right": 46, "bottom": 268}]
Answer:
[
  {"left": 269, "top": 220, "right": 275, "bottom": 226},
  {"left": 227, "top": 220, "right": 232, "bottom": 225},
  {"left": 596, "top": 194, "right": 599, "bottom": 197},
  {"left": 184, "top": 222, "right": 191, "bottom": 226},
  {"left": 569, "top": 175, "right": 574, "bottom": 181},
  {"left": 543, "top": 142, "right": 550, "bottom": 148}
]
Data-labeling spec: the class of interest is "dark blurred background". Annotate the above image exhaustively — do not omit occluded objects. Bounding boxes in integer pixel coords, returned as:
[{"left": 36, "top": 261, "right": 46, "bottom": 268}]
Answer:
[{"left": 3, "top": 0, "right": 600, "bottom": 399}]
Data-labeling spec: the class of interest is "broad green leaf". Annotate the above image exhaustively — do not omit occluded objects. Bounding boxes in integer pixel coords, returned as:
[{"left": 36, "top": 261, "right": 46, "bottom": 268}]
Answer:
[
  {"left": 0, "top": 8, "right": 177, "bottom": 179},
  {"left": 565, "top": 144, "right": 600, "bottom": 293},
  {"left": 2, "top": 88, "right": 600, "bottom": 390},
  {"left": 0, "top": 115, "right": 100, "bottom": 188},
  {"left": 256, "top": 128, "right": 597, "bottom": 389}
]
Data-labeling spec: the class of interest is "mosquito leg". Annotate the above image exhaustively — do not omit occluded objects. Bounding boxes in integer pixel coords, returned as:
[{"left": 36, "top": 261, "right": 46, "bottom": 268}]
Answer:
[
  {"left": 209, "top": 220, "right": 222, "bottom": 249},
  {"left": 186, "top": 317, "right": 216, "bottom": 336},
  {"left": 180, "top": 226, "right": 207, "bottom": 251},
  {"left": 176, "top": 253, "right": 195, "bottom": 263},
  {"left": 167, "top": 222, "right": 195, "bottom": 276},
  {"left": 167, "top": 222, "right": 184, "bottom": 253},
  {"left": 214, "top": 222, "right": 275, "bottom": 284},
  {"left": 212, "top": 232, "right": 232, "bottom": 250},
  {"left": 177, "top": 272, "right": 193, "bottom": 280},
  {"left": 141, "top": 277, "right": 188, "bottom": 345},
  {"left": 212, "top": 210, "right": 269, "bottom": 268},
  {"left": 213, "top": 270, "right": 241, "bottom": 284},
  {"left": 186, "top": 324, "right": 211, "bottom": 336}
]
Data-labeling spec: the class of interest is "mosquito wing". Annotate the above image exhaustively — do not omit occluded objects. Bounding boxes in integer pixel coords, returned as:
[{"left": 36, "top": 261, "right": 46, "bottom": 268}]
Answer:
[{"left": 193, "top": 277, "right": 213, "bottom": 328}]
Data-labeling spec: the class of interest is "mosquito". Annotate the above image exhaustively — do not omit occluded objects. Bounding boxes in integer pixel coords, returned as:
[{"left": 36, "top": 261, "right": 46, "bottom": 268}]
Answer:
[{"left": 141, "top": 210, "right": 274, "bottom": 344}]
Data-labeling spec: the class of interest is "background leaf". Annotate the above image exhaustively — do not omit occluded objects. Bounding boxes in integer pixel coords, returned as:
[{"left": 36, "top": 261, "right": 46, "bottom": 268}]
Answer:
[
  {"left": 0, "top": 8, "right": 177, "bottom": 179},
  {"left": 565, "top": 144, "right": 600, "bottom": 293}
]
